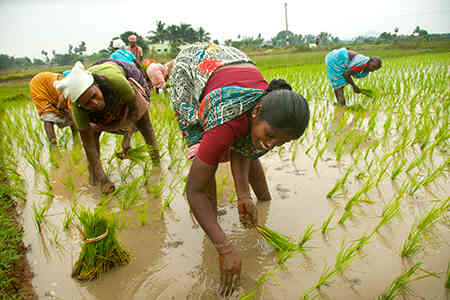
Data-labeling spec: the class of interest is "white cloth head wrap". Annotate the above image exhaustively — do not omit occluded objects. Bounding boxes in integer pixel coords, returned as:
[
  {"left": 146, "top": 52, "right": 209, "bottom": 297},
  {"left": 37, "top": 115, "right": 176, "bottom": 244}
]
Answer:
[
  {"left": 112, "top": 39, "right": 126, "bottom": 49},
  {"left": 53, "top": 61, "right": 94, "bottom": 103}
]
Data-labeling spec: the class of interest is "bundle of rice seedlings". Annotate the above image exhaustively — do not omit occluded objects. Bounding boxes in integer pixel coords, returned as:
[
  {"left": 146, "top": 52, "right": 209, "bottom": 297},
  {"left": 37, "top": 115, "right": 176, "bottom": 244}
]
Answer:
[
  {"left": 360, "top": 88, "right": 375, "bottom": 98},
  {"left": 256, "top": 224, "right": 298, "bottom": 264},
  {"left": 72, "top": 208, "right": 130, "bottom": 281}
]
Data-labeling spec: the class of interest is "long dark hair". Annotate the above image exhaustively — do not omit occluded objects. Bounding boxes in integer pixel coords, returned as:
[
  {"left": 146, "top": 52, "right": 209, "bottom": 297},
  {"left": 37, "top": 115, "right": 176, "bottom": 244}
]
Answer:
[
  {"left": 259, "top": 79, "right": 310, "bottom": 139},
  {"left": 89, "top": 74, "right": 126, "bottom": 124}
]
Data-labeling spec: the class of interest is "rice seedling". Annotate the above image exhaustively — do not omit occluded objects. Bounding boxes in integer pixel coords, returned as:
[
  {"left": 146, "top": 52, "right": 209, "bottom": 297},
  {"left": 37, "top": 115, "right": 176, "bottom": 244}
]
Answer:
[
  {"left": 63, "top": 207, "right": 74, "bottom": 230},
  {"left": 256, "top": 224, "right": 298, "bottom": 264},
  {"left": 409, "top": 160, "right": 448, "bottom": 194},
  {"left": 240, "top": 266, "right": 282, "bottom": 300},
  {"left": 377, "top": 263, "right": 436, "bottom": 300},
  {"left": 375, "top": 159, "right": 391, "bottom": 186},
  {"left": 160, "top": 189, "right": 176, "bottom": 218},
  {"left": 401, "top": 198, "right": 448, "bottom": 257},
  {"left": 405, "top": 147, "right": 430, "bottom": 173},
  {"left": 360, "top": 88, "right": 374, "bottom": 98},
  {"left": 339, "top": 178, "right": 374, "bottom": 224},
  {"left": 335, "top": 235, "right": 371, "bottom": 273},
  {"left": 390, "top": 157, "right": 407, "bottom": 180},
  {"left": 32, "top": 201, "right": 50, "bottom": 233},
  {"left": 297, "top": 224, "right": 316, "bottom": 250},
  {"left": 304, "top": 264, "right": 338, "bottom": 296},
  {"left": 326, "top": 164, "right": 353, "bottom": 199},
  {"left": 371, "top": 184, "right": 406, "bottom": 236},
  {"left": 320, "top": 207, "right": 336, "bottom": 234},
  {"left": 72, "top": 208, "right": 130, "bottom": 281},
  {"left": 313, "top": 144, "right": 327, "bottom": 168}
]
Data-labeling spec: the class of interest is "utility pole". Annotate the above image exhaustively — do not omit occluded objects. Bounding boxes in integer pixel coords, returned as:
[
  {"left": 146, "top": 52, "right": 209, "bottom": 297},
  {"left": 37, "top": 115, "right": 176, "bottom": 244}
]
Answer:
[{"left": 285, "top": 2, "right": 289, "bottom": 45}]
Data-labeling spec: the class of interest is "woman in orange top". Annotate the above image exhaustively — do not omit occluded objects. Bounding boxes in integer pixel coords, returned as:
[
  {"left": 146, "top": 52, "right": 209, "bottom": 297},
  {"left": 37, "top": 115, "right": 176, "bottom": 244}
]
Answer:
[{"left": 29, "top": 72, "right": 78, "bottom": 145}]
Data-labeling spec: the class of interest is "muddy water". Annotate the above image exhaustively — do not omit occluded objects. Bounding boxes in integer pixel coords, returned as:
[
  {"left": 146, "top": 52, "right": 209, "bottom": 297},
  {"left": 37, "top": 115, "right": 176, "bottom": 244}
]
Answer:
[
  {"left": 17, "top": 147, "right": 449, "bottom": 300},
  {"left": 8, "top": 98, "right": 449, "bottom": 300}
]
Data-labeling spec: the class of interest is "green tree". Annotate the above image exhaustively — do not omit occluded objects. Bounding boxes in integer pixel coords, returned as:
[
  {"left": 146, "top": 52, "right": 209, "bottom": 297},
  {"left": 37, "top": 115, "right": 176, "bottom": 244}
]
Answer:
[
  {"left": 14, "top": 57, "right": 32, "bottom": 68},
  {"left": 74, "top": 41, "right": 87, "bottom": 55},
  {"left": 41, "top": 50, "right": 49, "bottom": 63},
  {"left": 413, "top": 26, "right": 428, "bottom": 36},
  {"left": 0, "top": 54, "right": 14, "bottom": 70},
  {"left": 33, "top": 58, "right": 46, "bottom": 66},
  {"left": 147, "top": 21, "right": 168, "bottom": 43}
]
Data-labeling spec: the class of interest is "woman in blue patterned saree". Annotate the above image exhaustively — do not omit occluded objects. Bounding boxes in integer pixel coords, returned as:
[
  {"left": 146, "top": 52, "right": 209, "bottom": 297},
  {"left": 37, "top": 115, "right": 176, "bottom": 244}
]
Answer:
[
  {"left": 169, "top": 43, "right": 310, "bottom": 294},
  {"left": 325, "top": 48, "right": 381, "bottom": 105}
]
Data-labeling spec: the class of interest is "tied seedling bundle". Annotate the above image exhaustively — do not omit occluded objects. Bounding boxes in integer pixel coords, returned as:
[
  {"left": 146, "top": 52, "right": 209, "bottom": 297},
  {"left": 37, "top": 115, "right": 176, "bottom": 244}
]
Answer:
[
  {"left": 72, "top": 208, "right": 130, "bottom": 281},
  {"left": 256, "top": 224, "right": 298, "bottom": 264}
]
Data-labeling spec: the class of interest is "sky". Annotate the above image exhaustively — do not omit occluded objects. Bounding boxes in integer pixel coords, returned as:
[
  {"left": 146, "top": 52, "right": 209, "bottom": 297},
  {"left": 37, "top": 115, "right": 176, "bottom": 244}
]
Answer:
[{"left": 1, "top": 0, "right": 449, "bottom": 60}]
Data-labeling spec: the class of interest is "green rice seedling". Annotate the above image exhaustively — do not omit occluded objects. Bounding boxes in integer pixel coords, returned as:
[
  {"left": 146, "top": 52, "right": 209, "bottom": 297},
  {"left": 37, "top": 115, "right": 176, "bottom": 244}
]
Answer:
[
  {"left": 256, "top": 224, "right": 297, "bottom": 252},
  {"left": 350, "top": 133, "right": 365, "bottom": 155},
  {"left": 391, "top": 157, "right": 407, "bottom": 180},
  {"left": 32, "top": 201, "right": 50, "bottom": 233},
  {"left": 335, "top": 235, "right": 371, "bottom": 272},
  {"left": 375, "top": 159, "right": 391, "bottom": 186},
  {"left": 63, "top": 207, "right": 74, "bottom": 230},
  {"left": 411, "top": 160, "right": 448, "bottom": 194},
  {"left": 371, "top": 184, "right": 407, "bottom": 236},
  {"left": 72, "top": 208, "right": 130, "bottom": 281},
  {"left": 334, "top": 138, "right": 345, "bottom": 162},
  {"left": 308, "top": 264, "right": 338, "bottom": 292},
  {"left": 160, "top": 190, "right": 176, "bottom": 218},
  {"left": 378, "top": 263, "right": 435, "bottom": 300},
  {"left": 339, "top": 178, "right": 374, "bottom": 224},
  {"left": 382, "top": 113, "right": 393, "bottom": 141},
  {"left": 39, "top": 165, "right": 52, "bottom": 192},
  {"left": 313, "top": 145, "right": 327, "bottom": 168},
  {"left": 405, "top": 148, "right": 429, "bottom": 173},
  {"left": 121, "top": 144, "right": 148, "bottom": 163},
  {"left": 297, "top": 224, "right": 316, "bottom": 250},
  {"left": 326, "top": 164, "right": 353, "bottom": 199},
  {"left": 48, "top": 147, "right": 60, "bottom": 169},
  {"left": 320, "top": 207, "right": 336, "bottom": 234},
  {"left": 256, "top": 224, "right": 299, "bottom": 264},
  {"left": 401, "top": 198, "right": 448, "bottom": 257},
  {"left": 360, "top": 88, "right": 374, "bottom": 98}
]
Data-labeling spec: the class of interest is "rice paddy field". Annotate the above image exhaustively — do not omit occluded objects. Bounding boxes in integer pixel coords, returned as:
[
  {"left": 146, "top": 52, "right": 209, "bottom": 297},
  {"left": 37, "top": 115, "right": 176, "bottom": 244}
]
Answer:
[{"left": 0, "top": 49, "right": 449, "bottom": 299}]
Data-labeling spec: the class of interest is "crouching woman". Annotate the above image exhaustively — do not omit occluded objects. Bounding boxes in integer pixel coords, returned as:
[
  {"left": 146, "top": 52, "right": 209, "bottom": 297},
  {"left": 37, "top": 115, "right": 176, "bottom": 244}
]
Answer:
[{"left": 54, "top": 60, "right": 160, "bottom": 193}]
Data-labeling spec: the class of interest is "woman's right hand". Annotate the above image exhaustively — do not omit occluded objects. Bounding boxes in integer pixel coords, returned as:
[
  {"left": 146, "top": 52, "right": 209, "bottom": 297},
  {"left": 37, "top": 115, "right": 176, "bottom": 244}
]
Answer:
[
  {"left": 218, "top": 245, "right": 241, "bottom": 296},
  {"left": 353, "top": 85, "right": 361, "bottom": 93},
  {"left": 237, "top": 197, "right": 258, "bottom": 227}
]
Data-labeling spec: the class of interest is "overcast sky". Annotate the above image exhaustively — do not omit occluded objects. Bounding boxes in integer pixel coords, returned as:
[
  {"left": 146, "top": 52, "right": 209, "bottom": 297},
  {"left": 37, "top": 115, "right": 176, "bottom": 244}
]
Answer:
[{"left": 1, "top": 0, "right": 449, "bottom": 60}]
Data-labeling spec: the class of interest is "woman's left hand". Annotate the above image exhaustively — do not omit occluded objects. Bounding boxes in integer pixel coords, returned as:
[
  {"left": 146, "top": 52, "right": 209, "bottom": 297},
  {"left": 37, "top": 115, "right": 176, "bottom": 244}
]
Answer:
[{"left": 237, "top": 197, "right": 257, "bottom": 227}]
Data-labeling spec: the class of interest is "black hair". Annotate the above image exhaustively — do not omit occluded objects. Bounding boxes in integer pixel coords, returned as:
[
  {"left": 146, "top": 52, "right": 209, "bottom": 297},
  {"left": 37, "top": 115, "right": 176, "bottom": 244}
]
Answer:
[
  {"left": 370, "top": 56, "right": 382, "bottom": 68},
  {"left": 259, "top": 79, "right": 310, "bottom": 139},
  {"left": 88, "top": 74, "right": 126, "bottom": 124}
]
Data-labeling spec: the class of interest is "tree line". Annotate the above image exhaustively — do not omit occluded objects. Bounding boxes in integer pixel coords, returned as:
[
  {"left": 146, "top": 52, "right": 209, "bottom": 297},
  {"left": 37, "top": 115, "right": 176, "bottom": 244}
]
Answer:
[{"left": 1, "top": 22, "right": 449, "bottom": 71}]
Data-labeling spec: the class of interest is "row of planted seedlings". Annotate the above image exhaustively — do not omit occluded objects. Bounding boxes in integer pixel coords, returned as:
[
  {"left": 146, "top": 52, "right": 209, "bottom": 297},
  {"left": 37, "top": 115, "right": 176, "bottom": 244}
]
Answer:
[{"left": 237, "top": 54, "right": 450, "bottom": 298}]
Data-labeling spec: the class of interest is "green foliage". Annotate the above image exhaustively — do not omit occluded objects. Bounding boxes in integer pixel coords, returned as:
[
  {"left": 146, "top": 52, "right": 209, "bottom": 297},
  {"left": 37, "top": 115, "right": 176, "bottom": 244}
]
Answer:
[{"left": 378, "top": 263, "right": 436, "bottom": 300}]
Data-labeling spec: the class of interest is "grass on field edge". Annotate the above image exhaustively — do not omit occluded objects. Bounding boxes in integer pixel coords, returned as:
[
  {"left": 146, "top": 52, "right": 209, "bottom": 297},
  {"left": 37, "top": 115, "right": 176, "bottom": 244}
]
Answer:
[{"left": 0, "top": 107, "right": 37, "bottom": 300}]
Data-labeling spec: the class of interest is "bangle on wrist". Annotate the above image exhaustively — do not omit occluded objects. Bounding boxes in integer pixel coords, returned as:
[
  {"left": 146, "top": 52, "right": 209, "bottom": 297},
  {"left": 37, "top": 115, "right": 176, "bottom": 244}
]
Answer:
[{"left": 214, "top": 239, "right": 233, "bottom": 255}]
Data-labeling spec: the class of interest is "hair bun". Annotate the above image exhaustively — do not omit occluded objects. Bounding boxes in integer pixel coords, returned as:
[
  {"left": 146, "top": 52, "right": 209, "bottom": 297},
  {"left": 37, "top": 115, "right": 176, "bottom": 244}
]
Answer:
[{"left": 266, "top": 79, "right": 292, "bottom": 93}]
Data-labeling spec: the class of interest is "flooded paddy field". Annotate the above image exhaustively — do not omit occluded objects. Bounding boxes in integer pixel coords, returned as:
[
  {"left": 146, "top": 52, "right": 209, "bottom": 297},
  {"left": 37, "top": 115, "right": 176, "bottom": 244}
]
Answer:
[{"left": 1, "top": 52, "right": 449, "bottom": 299}]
